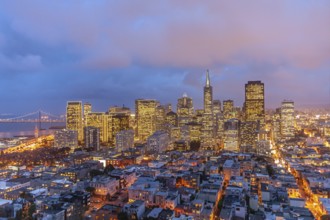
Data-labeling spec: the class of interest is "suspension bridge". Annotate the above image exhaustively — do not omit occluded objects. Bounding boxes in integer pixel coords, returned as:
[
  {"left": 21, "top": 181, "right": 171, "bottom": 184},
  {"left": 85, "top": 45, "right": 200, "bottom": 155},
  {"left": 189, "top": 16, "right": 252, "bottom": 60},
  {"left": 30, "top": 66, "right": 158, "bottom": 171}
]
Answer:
[{"left": 0, "top": 110, "right": 65, "bottom": 123}]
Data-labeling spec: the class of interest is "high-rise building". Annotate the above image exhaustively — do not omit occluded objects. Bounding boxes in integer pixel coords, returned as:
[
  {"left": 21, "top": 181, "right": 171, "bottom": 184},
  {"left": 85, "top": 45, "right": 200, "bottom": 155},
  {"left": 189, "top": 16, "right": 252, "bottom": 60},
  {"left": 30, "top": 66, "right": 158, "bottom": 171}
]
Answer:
[
  {"left": 272, "top": 108, "right": 281, "bottom": 142},
  {"left": 201, "top": 70, "right": 214, "bottom": 150},
  {"left": 280, "top": 100, "right": 295, "bottom": 139},
  {"left": 223, "top": 100, "right": 234, "bottom": 121},
  {"left": 83, "top": 103, "right": 92, "bottom": 117},
  {"left": 213, "top": 100, "right": 223, "bottom": 139},
  {"left": 84, "top": 126, "right": 100, "bottom": 151},
  {"left": 146, "top": 131, "right": 170, "bottom": 154},
  {"left": 213, "top": 100, "right": 221, "bottom": 115},
  {"left": 86, "top": 112, "right": 109, "bottom": 143},
  {"left": 165, "top": 111, "right": 178, "bottom": 127},
  {"left": 177, "top": 94, "right": 194, "bottom": 127},
  {"left": 54, "top": 129, "right": 78, "bottom": 150},
  {"left": 244, "top": 81, "right": 265, "bottom": 126},
  {"left": 224, "top": 119, "right": 239, "bottom": 152},
  {"left": 204, "top": 70, "right": 213, "bottom": 115},
  {"left": 109, "top": 112, "right": 130, "bottom": 144},
  {"left": 83, "top": 102, "right": 92, "bottom": 126},
  {"left": 116, "top": 129, "right": 134, "bottom": 152},
  {"left": 155, "top": 105, "right": 166, "bottom": 131},
  {"left": 108, "top": 106, "right": 131, "bottom": 115},
  {"left": 66, "top": 101, "right": 83, "bottom": 142},
  {"left": 135, "top": 99, "right": 157, "bottom": 141},
  {"left": 185, "top": 122, "right": 202, "bottom": 142},
  {"left": 239, "top": 121, "right": 258, "bottom": 152}
]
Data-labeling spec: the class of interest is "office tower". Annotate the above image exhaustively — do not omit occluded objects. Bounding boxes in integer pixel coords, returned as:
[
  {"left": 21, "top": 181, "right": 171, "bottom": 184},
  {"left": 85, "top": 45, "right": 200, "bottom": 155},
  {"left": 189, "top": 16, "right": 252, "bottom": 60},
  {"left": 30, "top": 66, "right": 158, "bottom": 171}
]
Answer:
[
  {"left": 169, "top": 127, "right": 181, "bottom": 143},
  {"left": 83, "top": 102, "right": 92, "bottom": 126},
  {"left": 108, "top": 106, "right": 131, "bottom": 114},
  {"left": 201, "top": 70, "right": 214, "bottom": 149},
  {"left": 244, "top": 81, "right": 265, "bottom": 126},
  {"left": 84, "top": 126, "right": 100, "bottom": 151},
  {"left": 83, "top": 103, "right": 92, "bottom": 117},
  {"left": 54, "top": 129, "right": 78, "bottom": 150},
  {"left": 239, "top": 121, "right": 258, "bottom": 152},
  {"left": 272, "top": 108, "right": 281, "bottom": 142},
  {"left": 146, "top": 131, "right": 170, "bottom": 154},
  {"left": 163, "top": 103, "right": 172, "bottom": 114},
  {"left": 86, "top": 112, "right": 109, "bottom": 143},
  {"left": 223, "top": 100, "right": 234, "bottom": 121},
  {"left": 280, "top": 100, "right": 295, "bottom": 139},
  {"left": 185, "top": 122, "right": 202, "bottom": 142},
  {"left": 155, "top": 105, "right": 166, "bottom": 131},
  {"left": 177, "top": 94, "right": 194, "bottom": 127},
  {"left": 135, "top": 99, "right": 157, "bottom": 141},
  {"left": 116, "top": 129, "right": 134, "bottom": 152},
  {"left": 204, "top": 70, "right": 213, "bottom": 114},
  {"left": 109, "top": 112, "right": 130, "bottom": 144},
  {"left": 224, "top": 119, "right": 239, "bottom": 152},
  {"left": 213, "top": 100, "right": 222, "bottom": 139},
  {"left": 66, "top": 101, "right": 83, "bottom": 142},
  {"left": 213, "top": 100, "right": 221, "bottom": 115},
  {"left": 215, "top": 113, "right": 225, "bottom": 139},
  {"left": 194, "top": 109, "right": 204, "bottom": 124},
  {"left": 166, "top": 111, "right": 178, "bottom": 127}
]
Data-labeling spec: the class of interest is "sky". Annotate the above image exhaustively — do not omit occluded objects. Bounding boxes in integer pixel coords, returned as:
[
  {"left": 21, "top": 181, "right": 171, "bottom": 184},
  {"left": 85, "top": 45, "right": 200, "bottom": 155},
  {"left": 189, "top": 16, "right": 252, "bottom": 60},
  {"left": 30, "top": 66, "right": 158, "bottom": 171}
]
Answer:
[{"left": 0, "top": 0, "right": 330, "bottom": 115}]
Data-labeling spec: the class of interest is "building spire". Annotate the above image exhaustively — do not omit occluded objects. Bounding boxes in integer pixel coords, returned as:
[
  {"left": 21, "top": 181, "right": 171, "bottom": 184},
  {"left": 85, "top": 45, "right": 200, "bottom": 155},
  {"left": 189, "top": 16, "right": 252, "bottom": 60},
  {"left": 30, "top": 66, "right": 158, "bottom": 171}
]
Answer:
[{"left": 206, "top": 69, "right": 210, "bottom": 87}]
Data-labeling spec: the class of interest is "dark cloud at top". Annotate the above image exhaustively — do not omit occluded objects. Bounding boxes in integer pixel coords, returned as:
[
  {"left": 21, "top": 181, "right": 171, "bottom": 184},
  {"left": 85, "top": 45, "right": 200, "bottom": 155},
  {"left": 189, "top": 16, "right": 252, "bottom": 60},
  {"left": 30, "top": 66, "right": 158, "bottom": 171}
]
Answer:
[{"left": 0, "top": 0, "right": 329, "bottom": 114}]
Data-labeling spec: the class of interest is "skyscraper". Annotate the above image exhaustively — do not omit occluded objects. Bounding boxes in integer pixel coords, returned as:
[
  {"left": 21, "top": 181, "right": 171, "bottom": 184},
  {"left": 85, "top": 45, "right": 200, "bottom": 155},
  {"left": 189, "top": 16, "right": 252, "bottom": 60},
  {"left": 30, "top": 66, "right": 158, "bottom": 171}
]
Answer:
[
  {"left": 165, "top": 111, "right": 178, "bottom": 127},
  {"left": 155, "top": 105, "right": 166, "bottom": 131},
  {"left": 223, "top": 100, "right": 234, "bottom": 121},
  {"left": 66, "top": 101, "right": 83, "bottom": 142},
  {"left": 201, "top": 70, "right": 214, "bottom": 150},
  {"left": 54, "top": 129, "right": 78, "bottom": 150},
  {"left": 244, "top": 81, "right": 265, "bottom": 126},
  {"left": 224, "top": 119, "right": 239, "bottom": 152},
  {"left": 84, "top": 126, "right": 100, "bottom": 151},
  {"left": 115, "top": 129, "right": 134, "bottom": 152},
  {"left": 204, "top": 70, "right": 213, "bottom": 114},
  {"left": 86, "top": 112, "right": 109, "bottom": 143},
  {"left": 280, "top": 100, "right": 295, "bottom": 139},
  {"left": 83, "top": 102, "right": 92, "bottom": 126},
  {"left": 109, "top": 112, "right": 130, "bottom": 144},
  {"left": 177, "top": 94, "right": 194, "bottom": 127},
  {"left": 135, "top": 99, "right": 157, "bottom": 141},
  {"left": 83, "top": 103, "right": 92, "bottom": 117}
]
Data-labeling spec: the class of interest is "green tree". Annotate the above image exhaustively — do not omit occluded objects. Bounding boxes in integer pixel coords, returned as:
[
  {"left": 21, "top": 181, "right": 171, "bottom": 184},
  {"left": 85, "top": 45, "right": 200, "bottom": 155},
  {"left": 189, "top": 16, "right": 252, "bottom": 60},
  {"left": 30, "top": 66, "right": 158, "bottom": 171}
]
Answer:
[
  {"left": 117, "top": 212, "right": 129, "bottom": 220},
  {"left": 217, "top": 198, "right": 224, "bottom": 211},
  {"left": 90, "top": 169, "right": 104, "bottom": 179},
  {"left": 15, "top": 209, "right": 22, "bottom": 220},
  {"left": 266, "top": 164, "right": 275, "bottom": 176},
  {"left": 28, "top": 203, "right": 36, "bottom": 219},
  {"left": 190, "top": 140, "right": 201, "bottom": 152},
  {"left": 85, "top": 186, "right": 96, "bottom": 196},
  {"left": 104, "top": 164, "right": 115, "bottom": 174}
]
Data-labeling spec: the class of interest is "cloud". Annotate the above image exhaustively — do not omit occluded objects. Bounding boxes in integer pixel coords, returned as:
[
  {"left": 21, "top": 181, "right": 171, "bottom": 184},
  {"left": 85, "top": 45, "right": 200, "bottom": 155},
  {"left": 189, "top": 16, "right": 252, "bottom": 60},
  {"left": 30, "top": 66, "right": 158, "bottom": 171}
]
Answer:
[
  {"left": 0, "top": 53, "right": 43, "bottom": 72},
  {"left": 0, "top": 0, "right": 329, "bottom": 112},
  {"left": 1, "top": 1, "right": 329, "bottom": 69}
]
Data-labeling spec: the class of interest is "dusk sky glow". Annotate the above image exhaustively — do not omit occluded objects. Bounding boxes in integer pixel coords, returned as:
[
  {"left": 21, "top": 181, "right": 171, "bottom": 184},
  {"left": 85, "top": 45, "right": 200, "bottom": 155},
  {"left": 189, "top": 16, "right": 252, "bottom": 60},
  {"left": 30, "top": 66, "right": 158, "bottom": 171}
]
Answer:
[{"left": 0, "top": 1, "right": 330, "bottom": 114}]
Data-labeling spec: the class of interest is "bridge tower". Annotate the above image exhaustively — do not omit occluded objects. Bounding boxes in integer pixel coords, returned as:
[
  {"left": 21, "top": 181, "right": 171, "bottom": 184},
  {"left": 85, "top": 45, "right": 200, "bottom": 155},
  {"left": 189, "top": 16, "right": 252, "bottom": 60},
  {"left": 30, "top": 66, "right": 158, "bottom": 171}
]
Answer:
[{"left": 38, "top": 110, "right": 42, "bottom": 130}]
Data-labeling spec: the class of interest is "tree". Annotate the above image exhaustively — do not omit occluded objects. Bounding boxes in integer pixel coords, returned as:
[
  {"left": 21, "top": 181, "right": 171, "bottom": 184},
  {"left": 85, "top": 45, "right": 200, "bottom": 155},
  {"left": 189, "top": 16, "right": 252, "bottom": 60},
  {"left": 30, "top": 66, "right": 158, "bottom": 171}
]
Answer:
[
  {"left": 266, "top": 164, "right": 275, "bottom": 176},
  {"left": 190, "top": 140, "right": 201, "bottom": 152},
  {"left": 90, "top": 169, "right": 104, "bottom": 179},
  {"left": 106, "top": 193, "right": 111, "bottom": 201},
  {"left": 85, "top": 187, "right": 96, "bottom": 196},
  {"left": 217, "top": 198, "right": 224, "bottom": 211},
  {"left": 104, "top": 164, "right": 115, "bottom": 174},
  {"left": 28, "top": 203, "right": 36, "bottom": 219},
  {"left": 117, "top": 212, "right": 129, "bottom": 220}
]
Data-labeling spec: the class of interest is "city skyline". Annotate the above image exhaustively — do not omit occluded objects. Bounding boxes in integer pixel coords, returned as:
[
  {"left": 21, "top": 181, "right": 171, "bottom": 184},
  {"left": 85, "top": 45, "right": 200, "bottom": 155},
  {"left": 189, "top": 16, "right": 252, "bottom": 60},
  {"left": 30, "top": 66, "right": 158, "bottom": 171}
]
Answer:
[{"left": 0, "top": 1, "right": 330, "bottom": 114}]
